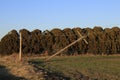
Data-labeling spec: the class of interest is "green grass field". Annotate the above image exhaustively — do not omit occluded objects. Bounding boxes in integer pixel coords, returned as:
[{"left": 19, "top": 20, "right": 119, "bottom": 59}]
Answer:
[{"left": 31, "top": 55, "right": 120, "bottom": 80}]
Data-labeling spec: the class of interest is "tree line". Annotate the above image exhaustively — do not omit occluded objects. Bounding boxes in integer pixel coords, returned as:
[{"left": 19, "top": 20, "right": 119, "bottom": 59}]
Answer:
[{"left": 0, "top": 26, "right": 120, "bottom": 56}]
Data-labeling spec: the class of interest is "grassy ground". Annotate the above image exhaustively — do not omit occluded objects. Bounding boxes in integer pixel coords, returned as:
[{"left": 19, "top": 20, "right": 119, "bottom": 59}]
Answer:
[
  {"left": 31, "top": 55, "right": 120, "bottom": 80},
  {"left": 0, "top": 54, "right": 120, "bottom": 80}
]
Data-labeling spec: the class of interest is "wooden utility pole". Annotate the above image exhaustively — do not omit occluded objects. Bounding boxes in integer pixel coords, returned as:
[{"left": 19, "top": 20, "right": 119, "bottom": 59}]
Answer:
[
  {"left": 45, "top": 36, "right": 87, "bottom": 61},
  {"left": 19, "top": 32, "right": 22, "bottom": 62}
]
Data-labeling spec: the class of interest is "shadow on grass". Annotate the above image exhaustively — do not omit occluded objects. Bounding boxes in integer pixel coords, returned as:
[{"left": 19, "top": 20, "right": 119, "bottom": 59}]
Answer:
[
  {"left": 0, "top": 65, "right": 27, "bottom": 80},
  {"left": 29, "top": 60, "right": 70, "bottom": 80},
  {"left": 29, "top": 60, "right": 90, "bottom": 80}
]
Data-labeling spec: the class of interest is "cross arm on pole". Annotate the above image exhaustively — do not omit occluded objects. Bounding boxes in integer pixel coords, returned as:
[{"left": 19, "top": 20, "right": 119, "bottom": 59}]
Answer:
[{"left": 77, "top": 31, "right": 88, "bottom": 44}]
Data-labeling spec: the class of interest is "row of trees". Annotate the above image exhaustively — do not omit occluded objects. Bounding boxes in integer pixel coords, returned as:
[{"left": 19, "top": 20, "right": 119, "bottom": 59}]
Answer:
[{"left": 0, "top": 26, "right": 120, "bottom": 55}]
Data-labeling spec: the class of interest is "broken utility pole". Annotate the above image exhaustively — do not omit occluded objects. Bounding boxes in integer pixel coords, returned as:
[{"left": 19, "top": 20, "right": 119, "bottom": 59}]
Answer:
[{"left": 45, "top": 31, "right": 88, "bottom": 61}]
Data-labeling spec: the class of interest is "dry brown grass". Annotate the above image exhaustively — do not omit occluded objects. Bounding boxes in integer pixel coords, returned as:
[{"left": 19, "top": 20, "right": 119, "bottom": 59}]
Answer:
[{"left": 0, "top": 53, "right": 45, "bottom": 80}]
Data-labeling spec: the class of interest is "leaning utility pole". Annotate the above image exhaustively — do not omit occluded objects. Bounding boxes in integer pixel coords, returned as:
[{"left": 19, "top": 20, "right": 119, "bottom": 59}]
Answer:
[
  {"left": 19, "top": 32, "right": 22, "bottom": 62},
  {"left": 45, "top": 31, "right": 88, "bottom": 61}
]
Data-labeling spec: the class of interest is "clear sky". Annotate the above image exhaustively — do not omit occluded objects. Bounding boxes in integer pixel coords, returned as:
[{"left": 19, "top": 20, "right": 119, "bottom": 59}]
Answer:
[{"left": 0, "top": 0, "right": 120, "bottom": 39}]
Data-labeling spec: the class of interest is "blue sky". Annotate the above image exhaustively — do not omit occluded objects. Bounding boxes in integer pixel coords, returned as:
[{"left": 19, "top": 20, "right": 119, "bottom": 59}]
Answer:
[{"left": 0, "top": 0, "right": 120, "bottom": 39}]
